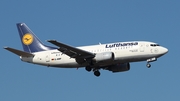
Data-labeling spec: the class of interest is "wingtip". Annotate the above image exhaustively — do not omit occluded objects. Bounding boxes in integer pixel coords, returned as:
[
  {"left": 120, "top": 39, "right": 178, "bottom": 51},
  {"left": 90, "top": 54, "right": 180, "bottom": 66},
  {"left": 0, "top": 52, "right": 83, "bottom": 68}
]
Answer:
[
  {"left": 3, "top": 46, "right": 9, "bottom": 49},
  {"left": 47, "top": 40, "right": 57, "bottom": 42}
]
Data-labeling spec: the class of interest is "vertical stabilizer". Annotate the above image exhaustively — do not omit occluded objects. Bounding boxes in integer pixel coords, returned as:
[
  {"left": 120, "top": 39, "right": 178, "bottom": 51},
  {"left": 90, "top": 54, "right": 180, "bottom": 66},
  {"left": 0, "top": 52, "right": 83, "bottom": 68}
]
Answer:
[{"left": 17, "top": 23, "right": 56, "bottom": 53}]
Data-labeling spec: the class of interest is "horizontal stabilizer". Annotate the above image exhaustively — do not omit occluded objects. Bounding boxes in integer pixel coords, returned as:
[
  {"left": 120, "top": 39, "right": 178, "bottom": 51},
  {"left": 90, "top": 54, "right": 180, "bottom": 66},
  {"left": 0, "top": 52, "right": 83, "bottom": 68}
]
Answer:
[{"left": 4, "top": 47, "right": 34, "bottom": 57}]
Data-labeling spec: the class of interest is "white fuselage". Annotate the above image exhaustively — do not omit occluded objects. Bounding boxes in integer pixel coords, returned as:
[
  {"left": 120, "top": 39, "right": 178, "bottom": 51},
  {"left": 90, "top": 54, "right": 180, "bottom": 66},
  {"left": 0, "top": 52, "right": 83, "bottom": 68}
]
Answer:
[{"left": 21, "top": 41, "right": 168, "bottom": 68}]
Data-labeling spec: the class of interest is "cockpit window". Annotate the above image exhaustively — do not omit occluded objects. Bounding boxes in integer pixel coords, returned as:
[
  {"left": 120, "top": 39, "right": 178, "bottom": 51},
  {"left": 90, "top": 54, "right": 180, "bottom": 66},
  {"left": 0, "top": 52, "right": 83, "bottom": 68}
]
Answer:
[{"left": 150, "top": 44, "right": 160, "bottom": 47}]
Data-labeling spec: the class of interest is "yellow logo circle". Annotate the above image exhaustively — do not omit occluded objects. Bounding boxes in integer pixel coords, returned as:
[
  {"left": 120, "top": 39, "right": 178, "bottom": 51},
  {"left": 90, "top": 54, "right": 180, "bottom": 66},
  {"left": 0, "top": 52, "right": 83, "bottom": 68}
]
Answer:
[{"left": 22, "top": 33, "right": 33, "bottom": 45}]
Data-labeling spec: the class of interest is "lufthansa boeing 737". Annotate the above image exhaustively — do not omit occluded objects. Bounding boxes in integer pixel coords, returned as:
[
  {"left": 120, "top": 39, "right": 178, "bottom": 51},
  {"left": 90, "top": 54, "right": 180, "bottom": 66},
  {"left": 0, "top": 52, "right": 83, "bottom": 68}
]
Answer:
[{"left": 4, "top": 23, "right": 168, "bottom": 77}]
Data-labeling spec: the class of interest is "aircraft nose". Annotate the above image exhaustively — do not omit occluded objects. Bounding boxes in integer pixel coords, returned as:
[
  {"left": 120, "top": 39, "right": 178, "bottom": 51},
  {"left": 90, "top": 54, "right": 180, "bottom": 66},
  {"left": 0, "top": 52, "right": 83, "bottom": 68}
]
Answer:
[{"left": 161, "top": 47, "right": 168, "bottom": 54}]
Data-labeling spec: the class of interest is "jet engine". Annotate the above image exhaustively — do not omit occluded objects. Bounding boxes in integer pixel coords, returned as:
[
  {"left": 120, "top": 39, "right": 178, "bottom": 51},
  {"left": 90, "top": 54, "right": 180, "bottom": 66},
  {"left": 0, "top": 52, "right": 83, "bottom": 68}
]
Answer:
[
  {"left": 93, "top": 52, "right": 114, "bottom": 62},
  {"left": 107, "top": 63, "right": 130, "bottom": 72}
]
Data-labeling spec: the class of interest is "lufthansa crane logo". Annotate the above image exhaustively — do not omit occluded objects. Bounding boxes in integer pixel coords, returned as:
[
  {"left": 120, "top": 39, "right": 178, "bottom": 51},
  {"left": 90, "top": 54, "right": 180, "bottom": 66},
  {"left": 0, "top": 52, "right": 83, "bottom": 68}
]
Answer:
[{"left": 22, "top": 33, "right": 33, "bottom": 45}]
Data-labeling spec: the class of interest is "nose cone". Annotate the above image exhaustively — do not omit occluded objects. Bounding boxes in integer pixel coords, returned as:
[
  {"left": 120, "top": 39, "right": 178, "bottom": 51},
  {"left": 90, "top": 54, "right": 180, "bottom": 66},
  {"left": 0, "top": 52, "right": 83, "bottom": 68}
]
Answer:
[{"left": 161, "top": 47, "right": 168, "bottom": 55}]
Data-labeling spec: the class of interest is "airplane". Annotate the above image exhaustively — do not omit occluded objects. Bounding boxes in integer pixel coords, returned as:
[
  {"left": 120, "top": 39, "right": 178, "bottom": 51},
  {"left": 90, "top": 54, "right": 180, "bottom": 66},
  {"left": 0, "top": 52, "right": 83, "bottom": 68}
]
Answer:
[{"left": 4, "top": 23, "right": 168, "bottom": 77}]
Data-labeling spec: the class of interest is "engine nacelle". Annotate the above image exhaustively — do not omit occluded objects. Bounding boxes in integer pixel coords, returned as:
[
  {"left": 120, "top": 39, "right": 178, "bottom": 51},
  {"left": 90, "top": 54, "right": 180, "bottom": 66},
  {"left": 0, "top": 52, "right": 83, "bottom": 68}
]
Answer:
[
  {"left": 93, "top": 52, "right": 114, "bottom": 62},
  {"left": 107, "top": 63, "right": 130, "bottom": 72}
]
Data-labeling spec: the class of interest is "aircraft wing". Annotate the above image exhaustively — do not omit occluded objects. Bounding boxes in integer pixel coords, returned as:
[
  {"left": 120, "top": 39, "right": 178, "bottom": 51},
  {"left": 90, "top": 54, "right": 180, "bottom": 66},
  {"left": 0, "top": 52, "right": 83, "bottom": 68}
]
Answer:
[{"left": 47, "top": 40, "right": 95, "bottom": 59}]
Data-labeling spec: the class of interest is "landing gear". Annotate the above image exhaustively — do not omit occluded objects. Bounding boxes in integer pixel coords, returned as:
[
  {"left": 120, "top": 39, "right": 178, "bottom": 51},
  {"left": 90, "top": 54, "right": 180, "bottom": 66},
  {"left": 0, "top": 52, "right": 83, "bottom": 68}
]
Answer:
[
  {"left": 146, "top": 63, "right": 151, "bottom": 68},
  {"left": 94, "top": 70, "right": 100, "bottom": 77},
  {"left": 85, "top": 65, "right": 101, "bottom": 77},
  {"left": 85, "top": 66, "right": 92, "bottom": 72},
  {"left": 146, "top": 57, "right": 156, "bottom": 68}
]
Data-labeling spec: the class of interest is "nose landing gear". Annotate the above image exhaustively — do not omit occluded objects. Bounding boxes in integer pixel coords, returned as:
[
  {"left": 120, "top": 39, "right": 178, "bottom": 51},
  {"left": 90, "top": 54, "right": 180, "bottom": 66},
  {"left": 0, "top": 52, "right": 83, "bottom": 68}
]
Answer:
[
  {"left": 146, "top": 63, "right": 151, "bottom": 68},
  {"left": 146, "top": 57, "right": 157, "bottom": 68}
]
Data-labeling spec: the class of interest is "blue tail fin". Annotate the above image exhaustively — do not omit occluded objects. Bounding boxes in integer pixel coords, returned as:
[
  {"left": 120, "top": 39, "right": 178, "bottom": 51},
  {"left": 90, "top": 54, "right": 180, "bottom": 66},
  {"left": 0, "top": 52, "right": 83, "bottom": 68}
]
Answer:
[{"left": 17, "top": 23, "right": 57, "bottom": 53}]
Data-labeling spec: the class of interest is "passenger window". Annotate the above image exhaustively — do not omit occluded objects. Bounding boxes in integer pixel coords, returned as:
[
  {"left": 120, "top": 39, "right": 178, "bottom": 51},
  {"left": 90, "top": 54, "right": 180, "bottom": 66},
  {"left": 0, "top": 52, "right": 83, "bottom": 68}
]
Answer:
[{"left": 150, "top": 44, "right": 156, "bottom": 47}]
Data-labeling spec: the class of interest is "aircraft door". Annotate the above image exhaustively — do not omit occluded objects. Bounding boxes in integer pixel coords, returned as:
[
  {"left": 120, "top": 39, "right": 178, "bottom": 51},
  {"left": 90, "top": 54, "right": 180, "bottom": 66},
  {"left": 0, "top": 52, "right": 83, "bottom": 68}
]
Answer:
[
  {"left": 45, "top": 52, "right": 50, "bottom": 62},
  {"left": 139, "top": 43, "right": 145, "bottom": 52}
]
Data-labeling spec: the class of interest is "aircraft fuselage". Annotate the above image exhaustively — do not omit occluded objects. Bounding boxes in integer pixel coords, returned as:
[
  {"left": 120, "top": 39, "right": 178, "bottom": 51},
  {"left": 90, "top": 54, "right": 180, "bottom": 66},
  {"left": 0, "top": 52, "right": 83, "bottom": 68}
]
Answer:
[{"left": 21, "top": 41, "right": 168, "bottom": 68}]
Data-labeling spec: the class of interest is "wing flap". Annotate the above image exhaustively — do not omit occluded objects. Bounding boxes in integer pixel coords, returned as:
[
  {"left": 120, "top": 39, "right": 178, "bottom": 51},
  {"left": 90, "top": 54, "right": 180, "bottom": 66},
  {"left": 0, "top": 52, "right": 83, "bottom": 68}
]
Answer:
[
  {"left": 47, "top": 40, "right": 95, "bottom": 59},
  {"left": 4, "top": 47, "right": 34, "bottom": 57}
]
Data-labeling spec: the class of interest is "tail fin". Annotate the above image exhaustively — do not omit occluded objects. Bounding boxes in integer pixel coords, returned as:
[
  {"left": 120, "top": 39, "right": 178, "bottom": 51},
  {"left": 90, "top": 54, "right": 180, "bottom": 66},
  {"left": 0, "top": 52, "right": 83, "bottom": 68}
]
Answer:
[{"left": 17, "top": 23, "right": 56, "bottom": 53}]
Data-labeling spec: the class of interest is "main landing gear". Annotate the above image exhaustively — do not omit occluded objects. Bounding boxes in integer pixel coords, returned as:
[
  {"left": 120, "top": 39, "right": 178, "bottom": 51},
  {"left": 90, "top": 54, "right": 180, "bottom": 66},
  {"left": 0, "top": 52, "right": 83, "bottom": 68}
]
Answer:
[
  {"left": 94, "top": 70, "right": 100, "bottom": 77},
  {"left": 146, "top": 57, "right": 157, "bottom": 68},
  {"left": 85, "top": 66, "right": 92, "bottom": 72},
  {"left": 85, "top": 66, "right": 101, "bottom": 77}
]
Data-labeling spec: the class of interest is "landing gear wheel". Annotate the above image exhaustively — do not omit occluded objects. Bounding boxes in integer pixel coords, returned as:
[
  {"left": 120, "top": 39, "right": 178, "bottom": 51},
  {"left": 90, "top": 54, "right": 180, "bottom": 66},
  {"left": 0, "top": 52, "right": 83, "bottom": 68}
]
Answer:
[
  {"left": 146, "top": 63, "right": 151, "bottom": 68},
  {"left": 94, "top": 71, "right": 100, "bottom": 77},
  {"left": 85, "top": 66, "right": 92, "bottom": 72}
]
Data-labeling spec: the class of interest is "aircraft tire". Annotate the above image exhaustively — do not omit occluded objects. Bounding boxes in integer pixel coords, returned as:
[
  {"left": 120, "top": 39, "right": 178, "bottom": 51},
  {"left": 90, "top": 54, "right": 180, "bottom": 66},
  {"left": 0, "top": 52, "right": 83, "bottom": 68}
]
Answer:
[
  {"left": 147, "top": 63, "right": 151, "bottom": 68},
  {"left": 85, "top": 66, "right": 92, "bottom": 72},
  {"left": 94, "top": 70, "right": 100, "bottom": 77}
]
